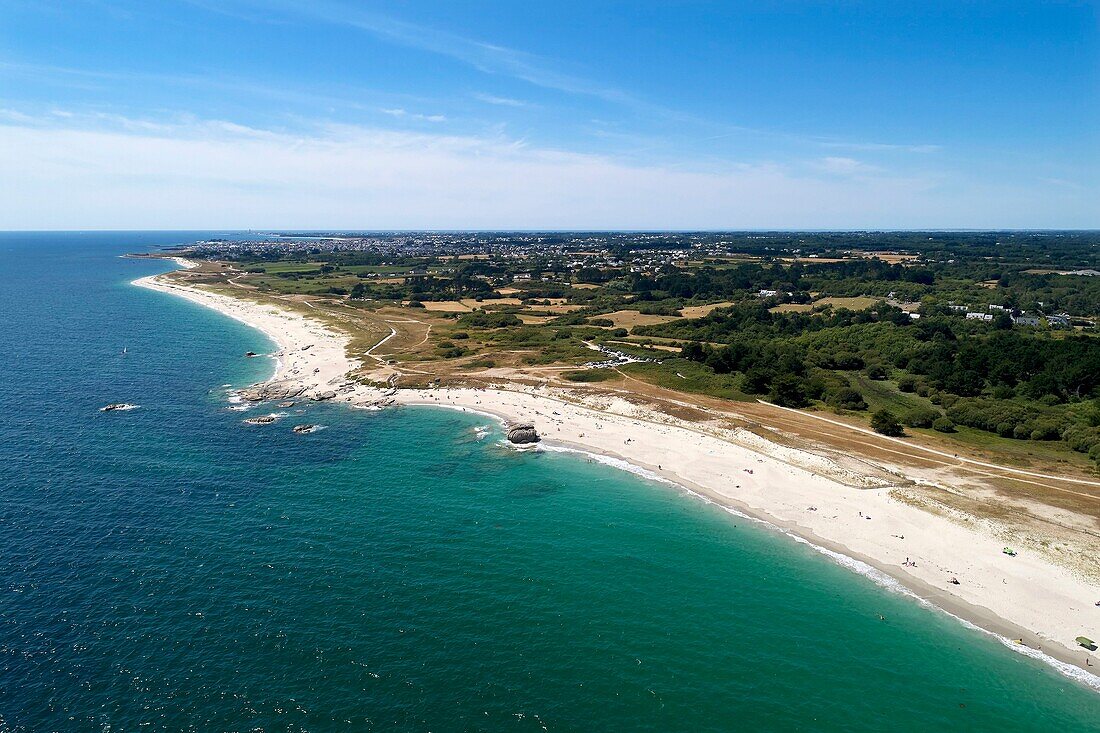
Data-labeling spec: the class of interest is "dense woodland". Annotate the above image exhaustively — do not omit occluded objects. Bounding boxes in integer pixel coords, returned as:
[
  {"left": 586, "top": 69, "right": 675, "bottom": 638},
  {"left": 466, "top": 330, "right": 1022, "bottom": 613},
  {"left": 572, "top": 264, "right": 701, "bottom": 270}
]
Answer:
[{"left": 638, "top": 304, "right": 1100, "bottom": 466}]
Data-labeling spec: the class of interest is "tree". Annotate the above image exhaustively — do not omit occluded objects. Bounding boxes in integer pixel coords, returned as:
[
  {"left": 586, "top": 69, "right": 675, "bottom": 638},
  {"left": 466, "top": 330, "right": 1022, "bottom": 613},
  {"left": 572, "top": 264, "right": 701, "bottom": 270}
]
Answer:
[
  {"left": 871, "top": 409, "right": 904, "bottom": 436},
  {"left": 769, "top": 374, "right": 809, "bottom": 407},
  {"left": 741, "top": 367, "right": 773, "bottom": 395}
]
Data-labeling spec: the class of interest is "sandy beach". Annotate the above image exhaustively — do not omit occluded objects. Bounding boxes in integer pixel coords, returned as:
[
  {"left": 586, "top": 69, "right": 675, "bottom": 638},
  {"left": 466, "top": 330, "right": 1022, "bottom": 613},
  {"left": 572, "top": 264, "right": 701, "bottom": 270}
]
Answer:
[
  {"left": 136, "top": 261, "right": 1100, "bottom": 688},
  {"left": 133, "top": 267, "right": 358, "bottom": 400}
]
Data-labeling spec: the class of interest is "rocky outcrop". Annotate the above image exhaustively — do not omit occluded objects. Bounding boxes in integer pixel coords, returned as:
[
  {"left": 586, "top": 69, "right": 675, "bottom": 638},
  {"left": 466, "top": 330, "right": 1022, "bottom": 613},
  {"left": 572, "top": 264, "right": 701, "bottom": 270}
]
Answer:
[
  {"left": 506, "top": 422, "right": 540, "bottom": 444},
  {"left": 312, "top": 390, "right": 337, "bottom": 401},
  {"left": 243, "top": 415, "right": 277, "bottom": 425},
  {"left": 293, "top": 424, "right": 318, "bottom": 434},
  {"left": 238, "top": 381, "right": 306, "bottom": 402}
]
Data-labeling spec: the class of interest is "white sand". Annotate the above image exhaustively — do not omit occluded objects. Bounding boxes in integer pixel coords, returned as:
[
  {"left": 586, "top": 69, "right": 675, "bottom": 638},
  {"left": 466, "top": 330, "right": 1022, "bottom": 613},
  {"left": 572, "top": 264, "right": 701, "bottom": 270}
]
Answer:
[
  {"left": 133, "top": 267, "right": 358, "bottom": 398},
  {"left": 136, "top": 261, "right": 1100, "bottom": 687}
]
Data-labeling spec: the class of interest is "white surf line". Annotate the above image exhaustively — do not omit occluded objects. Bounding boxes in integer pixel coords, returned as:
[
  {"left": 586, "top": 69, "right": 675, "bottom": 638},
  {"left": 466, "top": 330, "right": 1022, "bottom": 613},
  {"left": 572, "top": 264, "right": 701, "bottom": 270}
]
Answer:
[{"left": 762, "top": 400, "right": 1100, "bottom": 488}]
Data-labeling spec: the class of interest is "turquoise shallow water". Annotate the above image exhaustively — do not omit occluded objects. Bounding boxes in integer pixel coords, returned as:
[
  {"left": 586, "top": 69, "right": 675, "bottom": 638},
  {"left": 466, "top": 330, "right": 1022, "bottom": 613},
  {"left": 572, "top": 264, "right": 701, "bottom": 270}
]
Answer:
[{"left": 1, "top": 232, "right": 1098, "bottom": 732}]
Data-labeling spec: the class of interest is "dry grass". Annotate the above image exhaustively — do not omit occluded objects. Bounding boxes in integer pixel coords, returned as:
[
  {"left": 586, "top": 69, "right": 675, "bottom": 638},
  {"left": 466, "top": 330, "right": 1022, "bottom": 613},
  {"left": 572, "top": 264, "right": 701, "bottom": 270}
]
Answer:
[
  {"left": 602, "top": 310, "right": 680, "bottom": 328},
  {"left": 770, "top": 303, "right": 814, "bottom": 313},
  {"left": 815, "top": 296, "right": 881, "bottom": 310},
  {"left": 540, "top": 303, "right": 586, "bottom": 314},
  {"left": 680, "top": 301, "right": 735, "bottom": 318},
  {"left": 460, "top": 297, "right": 523, "bottom": 308},
  {"left": 419, "top": 300, "right": 473, "bottom": 312}
]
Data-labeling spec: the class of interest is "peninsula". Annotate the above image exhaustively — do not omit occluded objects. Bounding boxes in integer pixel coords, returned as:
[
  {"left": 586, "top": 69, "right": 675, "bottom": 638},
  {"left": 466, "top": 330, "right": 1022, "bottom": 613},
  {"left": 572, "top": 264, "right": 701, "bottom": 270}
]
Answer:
[{"left": 133, "top": 231, "right": 1100, "bottom": 684}]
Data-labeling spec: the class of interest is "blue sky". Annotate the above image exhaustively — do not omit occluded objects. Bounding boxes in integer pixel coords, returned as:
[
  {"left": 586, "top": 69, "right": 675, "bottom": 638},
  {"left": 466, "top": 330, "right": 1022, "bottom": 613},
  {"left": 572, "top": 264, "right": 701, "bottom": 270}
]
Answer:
[{"left": 1, "top": 1, "right": 1097, "bottom": 229}]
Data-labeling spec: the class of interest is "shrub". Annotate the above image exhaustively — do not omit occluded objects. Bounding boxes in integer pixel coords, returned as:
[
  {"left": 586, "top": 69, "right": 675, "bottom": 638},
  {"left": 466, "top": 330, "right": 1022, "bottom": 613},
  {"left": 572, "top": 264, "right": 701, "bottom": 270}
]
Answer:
[
  {"left": 932, "top": 417, "right": 956, "bottom": 432},
  {"left": 1012, "top": 423, "right": 1033, "bottom": 440},
  {"left": 1063, "top": 425, "right": 1100, "bottom": 454},
  {"left": 563, "top": 369, "right": 616, "bottom": 383},
  {"left": 865, "top": 363, "right": 888, "bottom": 380},
  {"left": 458, "top": 311, "right": 521, "bottom": 328},
  {"left": 828, "top": 387, "right": 867, "bottom": 411},
  {"left": 903, "top": 407, "right": 939, "bottom": 428},
  {"left": 897, "top": 375, "right": 917, "bottom": 392},
  {"left": 407, "top": 300, "right": 425, "bottom": 308},
  {"left": 1030, "top": 421, "right": 1062, "bottom": 441},
  {"left": 871, "top": 410, "right": 904, "bottom": 436},
  {"left": 451, "top": 331, "right": 469, "bottom": 340},
  {"left": 611, "top": 328, "right": 629, "bottom": 337},
  {"left": 588, "top": 318, "right": 614, "bottom": 327}
]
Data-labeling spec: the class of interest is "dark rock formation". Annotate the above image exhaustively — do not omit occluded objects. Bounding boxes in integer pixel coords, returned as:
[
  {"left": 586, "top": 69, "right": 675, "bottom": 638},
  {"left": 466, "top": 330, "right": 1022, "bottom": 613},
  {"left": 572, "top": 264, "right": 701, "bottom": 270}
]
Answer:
[{"left": 506, "top": 422, "right": 540, "bottom": 444}]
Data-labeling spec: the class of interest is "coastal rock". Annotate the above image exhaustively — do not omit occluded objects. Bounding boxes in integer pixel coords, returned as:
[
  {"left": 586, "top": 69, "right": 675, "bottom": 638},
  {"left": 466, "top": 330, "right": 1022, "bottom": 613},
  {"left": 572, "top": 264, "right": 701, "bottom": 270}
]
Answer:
[
  {"left": 239, "top": 381, "right": 306, "bottom": 402},
  {"left": 506, "top": 422, "right": 540, "bottom": 444},
  {"left": 244, "top": 351, "right": 258, "bottom": 357},
  {"left": 293, "top": 424, "right": 319, "bottom": 434},
  {"left": 312, "top": 390, "right": 337, "bottom": 401},
  {"left": 243, "top": 415, "right": 278, "bottom": 425}
]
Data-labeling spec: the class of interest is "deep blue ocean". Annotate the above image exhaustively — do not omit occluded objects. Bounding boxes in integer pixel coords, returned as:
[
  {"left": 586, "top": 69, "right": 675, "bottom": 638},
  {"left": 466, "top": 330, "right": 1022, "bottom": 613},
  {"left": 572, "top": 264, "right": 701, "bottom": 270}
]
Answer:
[{"left": 1, "top": 232, "right": 1098, "bottom": 732}]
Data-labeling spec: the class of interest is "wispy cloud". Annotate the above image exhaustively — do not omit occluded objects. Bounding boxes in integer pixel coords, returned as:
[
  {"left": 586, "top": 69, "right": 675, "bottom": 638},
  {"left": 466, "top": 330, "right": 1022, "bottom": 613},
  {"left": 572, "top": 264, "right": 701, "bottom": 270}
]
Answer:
[
  {"left": 2, "top": 109, "right": 1043, "bottom": 230},
  {"left": 0, "top": 59, "right": 422, "bottom": 116},
  {"left": 380, "top": 108, "right": 447, "bottom": 123},
  {"left": 473, "top": 93, "right": 530, "bottom": 108},
  {"left": 813, "top": 156, "right": 883, "bottom": 176},
  {"left": 818, "top": 140, "right": 942, "bottom": 154},
  {"left": 197, "top": 0, "right": 636, "bottom": 105}
]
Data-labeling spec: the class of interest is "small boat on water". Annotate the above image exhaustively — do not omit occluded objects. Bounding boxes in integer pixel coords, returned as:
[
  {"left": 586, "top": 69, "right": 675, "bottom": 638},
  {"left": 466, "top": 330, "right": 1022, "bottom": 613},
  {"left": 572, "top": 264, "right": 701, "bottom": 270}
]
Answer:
[
  {"left": 1077, "top": 636, "right": 1097, "bottom": 651},
  {"left": 100, "top": 403, "right": 138, "bottom": 412}
]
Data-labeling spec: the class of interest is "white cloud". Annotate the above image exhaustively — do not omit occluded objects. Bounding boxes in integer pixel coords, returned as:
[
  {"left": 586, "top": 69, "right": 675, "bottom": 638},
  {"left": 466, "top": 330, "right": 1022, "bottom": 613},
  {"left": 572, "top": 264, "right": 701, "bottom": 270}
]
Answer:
[
  {"left": 814, "top": 156, "right": 882, "bottom": 176},
  {"left": 818, "top": 141, "right": 941, "bottom": 154},
  {"left": 473, "top": 93, "right": 530, "bottom": 108},
  {"left": 380, "top": 108, "right": 447, "bottom": 123},
  {"left": 0, "top": 112, "right": 1092, "bottom": 229}
]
